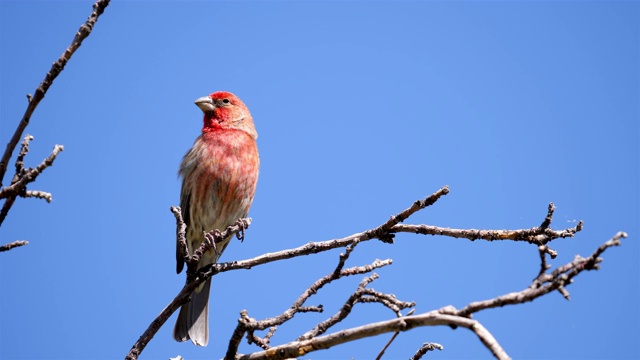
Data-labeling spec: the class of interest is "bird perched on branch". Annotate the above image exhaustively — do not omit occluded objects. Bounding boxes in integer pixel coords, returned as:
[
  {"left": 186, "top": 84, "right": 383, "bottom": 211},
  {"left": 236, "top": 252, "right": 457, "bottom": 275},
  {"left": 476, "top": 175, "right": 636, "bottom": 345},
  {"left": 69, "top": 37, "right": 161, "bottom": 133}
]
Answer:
[{"left": 173, "top": 91, "right": 259, "bottom": 346}]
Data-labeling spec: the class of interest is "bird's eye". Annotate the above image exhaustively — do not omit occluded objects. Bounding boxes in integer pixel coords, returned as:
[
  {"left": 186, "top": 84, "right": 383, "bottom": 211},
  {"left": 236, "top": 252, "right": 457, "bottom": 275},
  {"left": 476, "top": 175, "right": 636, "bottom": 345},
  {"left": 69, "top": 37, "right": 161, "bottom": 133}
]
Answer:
[{"left": 222, "top": 98, "right": 230, "bottom": 104}]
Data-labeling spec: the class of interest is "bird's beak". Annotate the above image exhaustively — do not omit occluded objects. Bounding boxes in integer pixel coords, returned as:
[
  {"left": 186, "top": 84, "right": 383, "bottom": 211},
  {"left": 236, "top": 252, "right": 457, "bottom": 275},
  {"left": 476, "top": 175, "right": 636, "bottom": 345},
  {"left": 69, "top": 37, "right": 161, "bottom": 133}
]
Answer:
[{"left": 195, "top": 96, "right": 215, "bottom": 112}]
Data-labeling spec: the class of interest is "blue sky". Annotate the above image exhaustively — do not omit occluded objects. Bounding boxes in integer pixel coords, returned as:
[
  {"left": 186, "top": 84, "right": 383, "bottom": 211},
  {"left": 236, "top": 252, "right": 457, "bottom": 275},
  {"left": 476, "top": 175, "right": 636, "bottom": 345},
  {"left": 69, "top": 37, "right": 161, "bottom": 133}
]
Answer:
[{"left": 1, "top": 1, "right": 638, "bottom": 359}]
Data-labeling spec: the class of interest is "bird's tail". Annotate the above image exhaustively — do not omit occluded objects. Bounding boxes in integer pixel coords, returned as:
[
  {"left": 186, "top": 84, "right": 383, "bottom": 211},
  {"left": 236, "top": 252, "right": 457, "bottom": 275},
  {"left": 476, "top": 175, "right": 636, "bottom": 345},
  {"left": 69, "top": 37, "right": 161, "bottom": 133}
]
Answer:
[{"left": 173, "top": 278, "right": 212, "bottom": 346}]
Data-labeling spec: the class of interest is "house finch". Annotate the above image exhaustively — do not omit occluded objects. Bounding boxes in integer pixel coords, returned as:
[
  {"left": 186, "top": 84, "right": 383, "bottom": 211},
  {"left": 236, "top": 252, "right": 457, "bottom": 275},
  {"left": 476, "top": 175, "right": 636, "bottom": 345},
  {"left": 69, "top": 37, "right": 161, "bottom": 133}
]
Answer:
[{"left": 173, "top": 91, "right": 259, "bottom": 346}]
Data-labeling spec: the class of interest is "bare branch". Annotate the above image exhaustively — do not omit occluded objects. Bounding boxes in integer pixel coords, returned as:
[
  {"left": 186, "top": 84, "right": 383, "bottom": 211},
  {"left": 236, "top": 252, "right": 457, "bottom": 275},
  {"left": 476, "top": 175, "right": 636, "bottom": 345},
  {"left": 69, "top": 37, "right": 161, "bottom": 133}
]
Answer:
[
  {"left": 376, "top": 331, "right": 400, "bottom": 360},
  {"left": 249, "top": 327, "right": 277, "bottom": 350},
  {"left": 540, "top": 202, "right": 555, "bottom": 229},
  {"left": 0, "top": 196, "right": 17, "bottom": 228},
  {"left": 12, "top": 135, "right": 33, "bottom": 183},
  {"left": 0, "top": 142, "right": 63, "bottom": 226},
  {"left": 128, "top": 187, "right": 625, "bottom": 359},
  {"left": 392, "top": 220, "right": 583, "bottom": 245},
  {"left": 1, "top": 135, "right": 35, "bottom": 225},
  {"left": 125, "top": 218, "right": 253, "bottom": 360},
  {"left": 390, "top": 198, "right": 582, "bottom": 249},
  {"left": 0, "top": 143, "right": 64, "bottom": 200},
  {"left": 225, "top": 243, "right": 394, "bottom": 358},
  {"left": 236, "top": 311, "right": 504, "bottom": 360},
  {"left": 0, "top": 240, "right": 29, "bottom": 252},
  {"left": 225, "top": 239, "right": 414, "bottom": 359},
  {"left": 21, "top": 190, "right": 53, "bottom": 203},
  {"left": 199, "top": 187, "right": 455, "bottom": 280},
  {"left": 365, "top": 185, "right": 450, "bottom": 243},
  {"left": 410, "top": 342, "right": 444, "bottom": 360},
  {"left": 457, "top": 231, "right": 627, "bottom": 317},
  {"left": 1, "top": 0, "right": 109, "bottom": 241},
  {"left": 299, "top": 274, "right": 382, "bottom": 340},
  {"left": 0, "top": 0, "right": 110, "bottom": 185},
  {"left": 537, "top": 245, "right": 551, "bottom": 277},
  {"left": 232, "top": 231, "right": 625, "bottom": 359},
  {"left": 203, "top": 216, "right": 583, "bottom": 283},
  {"left": 411, "top": 342, "right": 444, "bottom": 359},
  {"left": 469, "top": 322, "right": 509, "bottom": 359}
]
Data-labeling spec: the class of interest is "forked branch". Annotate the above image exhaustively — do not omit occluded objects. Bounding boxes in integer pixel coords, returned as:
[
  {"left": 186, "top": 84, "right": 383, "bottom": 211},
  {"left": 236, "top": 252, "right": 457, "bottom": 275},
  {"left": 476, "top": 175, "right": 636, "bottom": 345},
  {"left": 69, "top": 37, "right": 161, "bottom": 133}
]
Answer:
[
  {"left": 125, "top": 217, "right": 252, "bottom": 360},
  {"left": 234, "top": 232, "right": 625, "bottom": 360},
  {"left": 0, "top": 0, "right": 111, "bottom": 250},
  {"left": 125, "top": 186, "right": 625, "bottom": 360},
  {"left": 0, "top": 0, "right": 110, "bottom": 185}
]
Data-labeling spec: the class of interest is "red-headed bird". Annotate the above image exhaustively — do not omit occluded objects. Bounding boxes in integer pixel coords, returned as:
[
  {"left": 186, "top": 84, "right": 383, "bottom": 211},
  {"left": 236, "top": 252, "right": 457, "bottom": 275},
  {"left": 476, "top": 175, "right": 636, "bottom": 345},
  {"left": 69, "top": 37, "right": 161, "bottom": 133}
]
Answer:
[{"left": 173, "top": 91, "right": 259, "bottom": 346}]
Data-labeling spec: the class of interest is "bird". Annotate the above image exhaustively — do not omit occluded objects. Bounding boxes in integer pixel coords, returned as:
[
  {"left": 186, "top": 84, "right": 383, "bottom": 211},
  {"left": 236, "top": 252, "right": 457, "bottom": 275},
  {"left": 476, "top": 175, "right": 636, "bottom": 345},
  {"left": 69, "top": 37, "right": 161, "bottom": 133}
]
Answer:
[{"left": 173, "top": 91, "right": 259, "bottom": 346}]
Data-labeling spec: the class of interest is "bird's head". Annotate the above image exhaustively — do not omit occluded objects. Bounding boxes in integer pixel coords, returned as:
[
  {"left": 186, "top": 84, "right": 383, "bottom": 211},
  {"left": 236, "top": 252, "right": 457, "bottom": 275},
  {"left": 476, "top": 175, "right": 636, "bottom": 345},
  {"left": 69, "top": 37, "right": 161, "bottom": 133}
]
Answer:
[{"left": 195, "top": 91, "right": 257, "bottom": 139}]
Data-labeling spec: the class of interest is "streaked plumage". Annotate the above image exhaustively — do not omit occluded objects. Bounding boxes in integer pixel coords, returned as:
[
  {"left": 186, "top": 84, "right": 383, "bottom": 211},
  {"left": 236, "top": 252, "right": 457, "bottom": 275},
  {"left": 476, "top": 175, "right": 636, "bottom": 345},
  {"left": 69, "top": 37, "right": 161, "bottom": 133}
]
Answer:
[{"left": 173, "top": 91, "right": 259, "bottom": 346}]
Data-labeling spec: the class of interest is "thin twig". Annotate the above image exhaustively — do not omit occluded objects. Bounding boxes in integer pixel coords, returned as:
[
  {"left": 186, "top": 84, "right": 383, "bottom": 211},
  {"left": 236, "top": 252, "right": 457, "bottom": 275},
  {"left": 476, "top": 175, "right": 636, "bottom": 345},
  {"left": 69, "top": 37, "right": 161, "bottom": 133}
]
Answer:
[
  {"left": 225, "top": 254, "right": 393, "bottom": 358},
  {"left": 457, "top": 232, "right": 627, "bottom": 317},
  {"left": 0, "top": 196, "right": 17, "bottom": 227},
  {"left": 249, "top": 327, "right": 277, "bottom": 350},
  {"left": 365, "top": 186, "right": 449, "bottom": 243},
  {"left": 298, "top": 274, "right": 382, "bottom": 340},
  {"left": 12, "top": 135, "right": 33, "bottom": 184},
  {"left": 539, "top": 203, "right": 555, "bottom": 229},
  {"left": 0, "top": 144, "right": 64, "bottom": 200},
  {"left": 0, "top": 144, "right": 63, "bottom": 226},
  {"left": 376, "top": 331, "right": 400, "bottom": 360},
  {"left": 410, "top": 342, "right": 444, "bottom": 360},
  {"left": 392, "top": 220, "right": 583, "bottom": 245},
  {"left": 0, "top": 240, "right": 28, "bottom": 252},
  {"left": 21, "top": 190, "right": 53, "bottom": 203}
]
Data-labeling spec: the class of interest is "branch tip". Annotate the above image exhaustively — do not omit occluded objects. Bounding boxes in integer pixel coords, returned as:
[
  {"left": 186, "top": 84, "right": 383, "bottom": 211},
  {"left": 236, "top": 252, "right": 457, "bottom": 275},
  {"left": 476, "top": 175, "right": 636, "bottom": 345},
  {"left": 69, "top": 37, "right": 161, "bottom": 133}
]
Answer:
[
  {"left": 0, "top": 240, "right": 29, "bottom": 252},
  {"left": 539, "top": 202, "right": 555, "bottom": 229},
  {"left": 557, "top": 286, "right": 571, "bottom": 301},
  {"left": 410, "top": 342, "right": 444, "bottom": 360}
]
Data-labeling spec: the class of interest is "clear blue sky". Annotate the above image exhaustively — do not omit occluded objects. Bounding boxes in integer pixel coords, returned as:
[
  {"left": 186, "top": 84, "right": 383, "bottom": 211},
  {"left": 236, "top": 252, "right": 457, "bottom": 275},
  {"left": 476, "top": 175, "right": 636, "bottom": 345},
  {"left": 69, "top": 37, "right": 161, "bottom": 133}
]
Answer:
[{"left": 1, "top": 1, "right": 638, "bottom": 359}]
